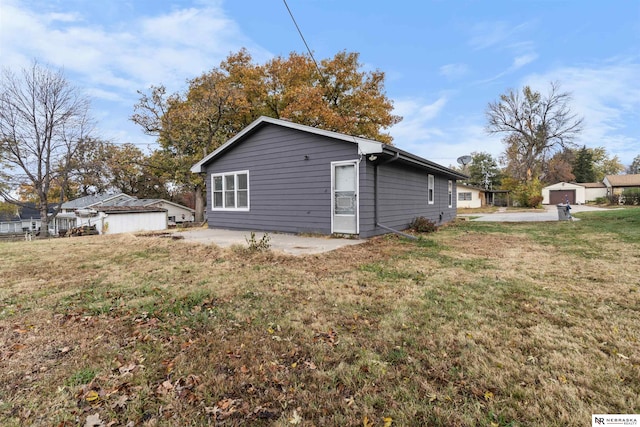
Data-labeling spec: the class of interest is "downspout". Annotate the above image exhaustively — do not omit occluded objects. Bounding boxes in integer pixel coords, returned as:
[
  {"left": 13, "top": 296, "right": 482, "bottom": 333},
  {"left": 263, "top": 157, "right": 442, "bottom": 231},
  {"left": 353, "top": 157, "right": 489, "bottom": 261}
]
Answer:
[{"left": 374, "top": 152, "right": 417, "bottom": 240}]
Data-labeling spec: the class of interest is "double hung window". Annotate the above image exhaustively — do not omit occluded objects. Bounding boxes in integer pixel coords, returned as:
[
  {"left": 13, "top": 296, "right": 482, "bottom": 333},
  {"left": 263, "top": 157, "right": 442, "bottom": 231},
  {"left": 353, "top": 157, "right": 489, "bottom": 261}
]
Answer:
[
  {"left": 427, "top": 174, "right": 435, "bottom": 204},
  {"left": 212, "top": 171, "right": 249, "bottom": 210}
]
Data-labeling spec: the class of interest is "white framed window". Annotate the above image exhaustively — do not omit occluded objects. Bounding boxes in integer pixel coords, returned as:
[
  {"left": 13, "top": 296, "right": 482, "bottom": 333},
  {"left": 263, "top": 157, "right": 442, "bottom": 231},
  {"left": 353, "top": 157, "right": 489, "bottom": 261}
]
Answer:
[
  {"left": 448, "top": 180, "right": 453, "bottom": 208},
  {"left": 458, "top": 192, "right": 472, "bottom": 201},
  {"left": 211, "top": 171, "right": 249, "bottom": 211},
  {"left": 428, "top": 174, "right": 435, "bottom": 205}
]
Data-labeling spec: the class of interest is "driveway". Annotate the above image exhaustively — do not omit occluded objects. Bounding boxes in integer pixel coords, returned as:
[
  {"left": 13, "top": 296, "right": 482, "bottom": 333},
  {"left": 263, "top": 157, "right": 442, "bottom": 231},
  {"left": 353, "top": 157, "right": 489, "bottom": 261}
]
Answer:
[
  {"left": 463, "top": 204, "right": 610, "bottom": 222},
  {"left": 177, "top": 228, "right": 365, "bottom": 255}
]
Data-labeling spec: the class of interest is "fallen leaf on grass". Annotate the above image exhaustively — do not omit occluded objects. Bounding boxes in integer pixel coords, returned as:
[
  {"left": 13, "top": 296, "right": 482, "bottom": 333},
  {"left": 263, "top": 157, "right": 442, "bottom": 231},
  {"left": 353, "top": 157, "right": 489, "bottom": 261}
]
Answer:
[
  {"left": 363, "top": 416, "right": 374, "bottom": 427},
  {"left": 383, "top": 417, "right": 393, "bottom": 426},
  {"left": 314, "top": 328, "right": 339, "bottom": 347},
  {"left": 84, "top": 413, "right": 104, "bottom": 427},
  {"left": 484, "top": 391, "right": 494, "bottom": 401},
  {"left": 289, "top": 408, "right": 302, "bottom": 424},
  {"left": 111, "top": 394, "right": 129, "bottom": 410},
  {"left": 206, "top": 398, "right": 243, "bottom": 420},
  {"left": 85, "top": 390, "right": 100, "bottom": 403}
]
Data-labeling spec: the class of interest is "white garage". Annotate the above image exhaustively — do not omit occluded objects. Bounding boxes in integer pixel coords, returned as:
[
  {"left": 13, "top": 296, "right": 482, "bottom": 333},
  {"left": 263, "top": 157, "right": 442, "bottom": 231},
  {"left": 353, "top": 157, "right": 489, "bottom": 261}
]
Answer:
[
  {"left": 75, "top": 206, "right": 167, "bottom": 235},
  {"left": 542, "top": 182, "right": 585, "bottom": 204}
]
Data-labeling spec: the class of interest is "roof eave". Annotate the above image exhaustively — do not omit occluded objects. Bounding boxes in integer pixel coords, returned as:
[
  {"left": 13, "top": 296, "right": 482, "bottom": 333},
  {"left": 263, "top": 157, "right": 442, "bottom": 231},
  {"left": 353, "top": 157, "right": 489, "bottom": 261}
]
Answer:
[
  {"left": 381, "top": 146, "right": 468, "bottom": 180},
  {"left": 191, "top": 116, "right": 385, "bottom": 173}
]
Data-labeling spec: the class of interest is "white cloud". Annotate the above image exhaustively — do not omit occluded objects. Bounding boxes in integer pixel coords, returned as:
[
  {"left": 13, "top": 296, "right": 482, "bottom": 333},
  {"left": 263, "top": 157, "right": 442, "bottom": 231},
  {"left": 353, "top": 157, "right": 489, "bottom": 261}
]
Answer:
[
  {"left": 439, "top": 63, "right": 469, "bottom": 79},
  {"left": 390, "top": 96, "right": 448, "bottom": 142},
  {"left": 389, "top": 96, "right": 504, "bottom": 168},
  {"left": 522, "top": 60, "right": 640, "bottom": 165},
  {"left": 45, "top": 12, "right": 82, "bottom": 23},
  {"left": 468, "top": 21, "right": 533, "bottom": 51},
  {"left": 0, "top": 0, "right": 272, "bottom": 145},
  {"left": 512, "top": 53, "right": 538, "bottom": 69}
]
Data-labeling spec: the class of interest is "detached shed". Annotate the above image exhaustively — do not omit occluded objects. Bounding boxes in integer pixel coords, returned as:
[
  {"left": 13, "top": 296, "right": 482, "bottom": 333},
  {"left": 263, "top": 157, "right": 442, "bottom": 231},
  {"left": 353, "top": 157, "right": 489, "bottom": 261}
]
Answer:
[
  {"left": 191, "top": 116, "right": 467, "bottom": 238},
  {"left": 74, "top": 206, "right": 167, "bottom": 235}
]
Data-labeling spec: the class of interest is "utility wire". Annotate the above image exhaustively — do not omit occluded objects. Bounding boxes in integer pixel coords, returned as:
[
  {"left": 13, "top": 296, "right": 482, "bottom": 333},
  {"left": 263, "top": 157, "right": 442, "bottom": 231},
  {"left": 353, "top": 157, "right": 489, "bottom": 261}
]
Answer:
[{"left": 282, "top": 0, "right": 327, "bottom": 85}]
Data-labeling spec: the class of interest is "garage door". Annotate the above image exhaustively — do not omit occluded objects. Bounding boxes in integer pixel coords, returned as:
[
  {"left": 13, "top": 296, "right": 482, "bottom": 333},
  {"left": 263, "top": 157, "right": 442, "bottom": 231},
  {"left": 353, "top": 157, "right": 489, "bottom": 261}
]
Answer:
[{"left": 550, "top": 190, "right": 575, "bottom": 205}]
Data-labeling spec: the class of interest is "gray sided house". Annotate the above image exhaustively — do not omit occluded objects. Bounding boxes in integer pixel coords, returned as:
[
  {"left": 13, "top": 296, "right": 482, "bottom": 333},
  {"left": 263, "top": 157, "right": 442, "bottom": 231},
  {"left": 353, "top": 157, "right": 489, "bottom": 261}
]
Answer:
[{"left": 191, "top": 116, "right": 467, "bottom": 238}]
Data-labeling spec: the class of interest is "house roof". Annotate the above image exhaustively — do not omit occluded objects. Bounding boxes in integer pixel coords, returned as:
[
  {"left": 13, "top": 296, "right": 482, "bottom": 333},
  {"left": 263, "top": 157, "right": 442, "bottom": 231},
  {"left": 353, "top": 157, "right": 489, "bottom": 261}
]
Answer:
[
  {"left": 604, "top": 174, "right": 640, "bottom": 187},
  {"left": 0, "top": 210, "right": 20, "bottom": 222},
  {"left": 63, "top": 194, "right": 194, "bottom": 213},
  {"left": 457, "top": 184, "right": 486, "bottom": 192},
  {"left": 61, "top": 193, "right": 135, "bottom": 209},
  {"left": 96, "top": 205, "right": 167, "bottom": 214},
  {"left": 580, "top": 182, "right": 606, "bottom": 188},
  {"left": 137, "top": 199, "right": 195, "bottom": 213},
  {"left": 191, "top": 116, "right": 468, "bottom": 180}
]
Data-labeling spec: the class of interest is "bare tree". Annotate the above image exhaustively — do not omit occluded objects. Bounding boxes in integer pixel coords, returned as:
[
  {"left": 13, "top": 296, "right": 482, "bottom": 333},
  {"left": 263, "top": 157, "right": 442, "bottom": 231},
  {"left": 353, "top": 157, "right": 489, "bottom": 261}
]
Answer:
[
  {"left": 487, "top": 82, "right": 583, "bottom": 182},
  {"left": 0, "top": 61, "right": 92, "bottom": 237}
]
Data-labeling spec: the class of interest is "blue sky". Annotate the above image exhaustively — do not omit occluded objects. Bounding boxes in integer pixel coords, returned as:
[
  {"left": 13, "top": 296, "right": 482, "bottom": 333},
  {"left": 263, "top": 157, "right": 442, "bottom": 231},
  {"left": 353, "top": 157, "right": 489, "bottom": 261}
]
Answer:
[{"left": 2, "top": 0, "right": 639, "bottom": 168}]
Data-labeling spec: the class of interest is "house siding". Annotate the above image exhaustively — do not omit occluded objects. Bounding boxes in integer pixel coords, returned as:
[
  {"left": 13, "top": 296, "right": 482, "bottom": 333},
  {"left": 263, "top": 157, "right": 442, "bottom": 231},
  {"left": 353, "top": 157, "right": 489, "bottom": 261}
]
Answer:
[
  {"left": 204, "top": 125, "right": 360, "bottom": 234},
  {"left": 359, "top": 162, "right": 455, "bottom": 238},
  {"left": 201, "top": 122, "right": 460, "bottom": 238}
]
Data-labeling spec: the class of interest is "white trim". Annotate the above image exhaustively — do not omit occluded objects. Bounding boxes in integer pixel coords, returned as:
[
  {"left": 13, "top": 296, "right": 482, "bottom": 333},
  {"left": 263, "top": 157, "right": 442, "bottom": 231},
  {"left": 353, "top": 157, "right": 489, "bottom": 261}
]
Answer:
[
  {"left": 191, "top": 116, "right": 383, "bottom": 173},
  {"left": 330, "top": 160, "right": 359, "bottom": 234},
  {"left": 210, "top": 170, "right": 250, "bottom": 211},
  {"left": 428, "top": 174, "right": 435, "bottom": 205}
]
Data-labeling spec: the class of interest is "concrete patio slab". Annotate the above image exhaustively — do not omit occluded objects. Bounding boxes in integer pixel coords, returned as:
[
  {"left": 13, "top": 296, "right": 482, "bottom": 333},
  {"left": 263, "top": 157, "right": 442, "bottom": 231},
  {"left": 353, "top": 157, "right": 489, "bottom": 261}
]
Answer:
[{"left": 177, "top": 228, "right": 365, "bottom": 255}]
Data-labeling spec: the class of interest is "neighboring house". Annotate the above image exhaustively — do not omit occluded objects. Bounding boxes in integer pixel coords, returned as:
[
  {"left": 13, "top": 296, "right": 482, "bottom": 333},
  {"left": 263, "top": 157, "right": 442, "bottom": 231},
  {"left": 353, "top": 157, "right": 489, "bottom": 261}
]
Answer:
[
  {"left": 0, "top": 203, "right": 57, "bottom": 234},
  {"left": 456, "top": 184, "right": 484, "bottom": 209},
  {"left": 59, "top": 193, "right": 195, "bottom": 235},
  {"left": 581, "top": 182, "right": 607, "bottom": 201},
  {"left": 191, "top": 116, "right": 467, "bottom": 238},
  {"left": 603, "top": 174, "right": 640, "bottom": 195},
  {"left": 0, "top": 210, "right": 22, "bottom": 234}
]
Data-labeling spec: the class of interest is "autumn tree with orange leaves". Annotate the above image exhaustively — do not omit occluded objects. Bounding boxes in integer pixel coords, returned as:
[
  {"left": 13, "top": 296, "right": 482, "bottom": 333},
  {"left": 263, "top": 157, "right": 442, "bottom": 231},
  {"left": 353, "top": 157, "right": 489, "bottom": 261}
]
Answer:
[{"left": 132, "top": 49, "right": 401, "bottom": 221}]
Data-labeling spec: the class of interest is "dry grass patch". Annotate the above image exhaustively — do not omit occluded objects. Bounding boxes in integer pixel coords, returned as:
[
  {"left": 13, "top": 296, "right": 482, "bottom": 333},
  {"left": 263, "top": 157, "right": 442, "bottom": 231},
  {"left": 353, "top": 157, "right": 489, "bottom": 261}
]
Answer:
[{"left": 1, "top": 211, "right": 639, "bottom": 426}]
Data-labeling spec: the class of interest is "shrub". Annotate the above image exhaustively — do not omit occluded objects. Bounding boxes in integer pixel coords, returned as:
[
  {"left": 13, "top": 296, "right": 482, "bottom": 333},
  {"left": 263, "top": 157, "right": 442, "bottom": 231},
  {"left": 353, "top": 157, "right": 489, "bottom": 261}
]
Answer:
[
  {"left": 528, "top": 195, "right": 544, "bottom": 208},
  {"left": 245, "top": 232, "right": 271, "bottom": 252},
  {"left": 622, "top": 188, "right": 640, "bottom": 205},
  {"left": 410, "top": 217, "right": 438, "bottom": 233},
  {"left": 607, "top": 194, "right": 622, "bottom": 205},
  {"left": 504, "top": 178, "right": 544, "bottom": 208},
  {"left": 594, "top": 197, "right": 608, "bottom": 205}
]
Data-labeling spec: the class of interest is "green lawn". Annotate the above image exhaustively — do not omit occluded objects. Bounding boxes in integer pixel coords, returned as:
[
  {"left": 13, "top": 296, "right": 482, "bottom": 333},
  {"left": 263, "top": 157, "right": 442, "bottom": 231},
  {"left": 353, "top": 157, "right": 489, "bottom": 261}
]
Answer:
[{"left": 1, "top": 208, "right": 638, "bottom": 426}]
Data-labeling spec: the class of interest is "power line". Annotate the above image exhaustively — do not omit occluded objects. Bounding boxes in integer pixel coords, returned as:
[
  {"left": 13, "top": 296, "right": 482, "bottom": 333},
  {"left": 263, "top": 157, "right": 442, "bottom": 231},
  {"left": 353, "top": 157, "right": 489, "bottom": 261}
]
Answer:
[{"left": 282, "top": 0, "right": 326, "bottom": 85}]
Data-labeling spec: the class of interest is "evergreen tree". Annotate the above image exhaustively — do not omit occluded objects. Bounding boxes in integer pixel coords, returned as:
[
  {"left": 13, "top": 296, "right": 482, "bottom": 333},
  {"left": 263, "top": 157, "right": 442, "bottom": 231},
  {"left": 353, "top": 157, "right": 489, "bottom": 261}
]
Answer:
[{"left": 572, "top": 146, "right": 596, "bottom": 182}]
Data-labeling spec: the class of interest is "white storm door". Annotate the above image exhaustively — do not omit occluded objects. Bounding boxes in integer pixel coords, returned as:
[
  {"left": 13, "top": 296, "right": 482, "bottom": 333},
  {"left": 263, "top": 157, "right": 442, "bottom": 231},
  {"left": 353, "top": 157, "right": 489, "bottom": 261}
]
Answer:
[{"left": 331, "top": 161, "right": 358, "bottom": 234}]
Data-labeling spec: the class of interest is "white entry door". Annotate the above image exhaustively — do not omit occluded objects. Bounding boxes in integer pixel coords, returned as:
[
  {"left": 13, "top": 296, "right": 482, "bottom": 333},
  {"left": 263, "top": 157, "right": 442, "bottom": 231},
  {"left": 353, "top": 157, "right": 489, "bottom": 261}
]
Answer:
[{"left": 331, "top": 161, "right": 358, "bottom": 234}]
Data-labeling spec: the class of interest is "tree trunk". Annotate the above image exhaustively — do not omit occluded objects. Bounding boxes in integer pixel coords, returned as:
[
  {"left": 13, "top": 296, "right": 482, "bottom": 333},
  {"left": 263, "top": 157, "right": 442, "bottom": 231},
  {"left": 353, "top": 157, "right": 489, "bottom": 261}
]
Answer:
[
  {"left": 39, "top": 204, "right": 50, "bottom": 238},
  {"left": 194, "top": 184, "right": 205, "bottom": 223}
]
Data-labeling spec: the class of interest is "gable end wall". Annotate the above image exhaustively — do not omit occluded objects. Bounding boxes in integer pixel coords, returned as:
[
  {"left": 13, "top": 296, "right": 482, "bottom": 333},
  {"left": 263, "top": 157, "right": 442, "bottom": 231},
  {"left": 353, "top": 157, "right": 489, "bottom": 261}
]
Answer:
[{"left": 204, "top": 125, "right": 360, "bottom": 234}]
